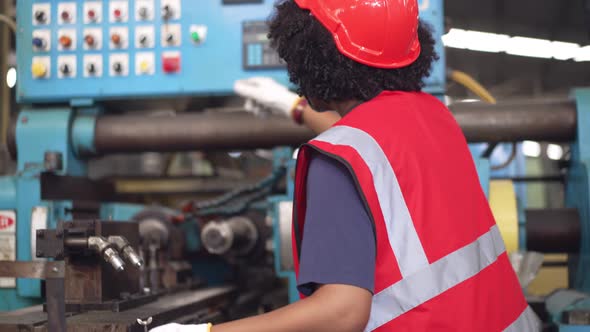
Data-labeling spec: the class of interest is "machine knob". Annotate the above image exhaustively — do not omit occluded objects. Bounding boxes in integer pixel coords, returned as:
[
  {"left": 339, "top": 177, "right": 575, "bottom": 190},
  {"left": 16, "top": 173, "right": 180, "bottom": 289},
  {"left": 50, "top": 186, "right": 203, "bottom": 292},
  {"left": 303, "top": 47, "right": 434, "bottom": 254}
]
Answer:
[
  {"left": 59, "top": 35, "right": 72, "bottom": 48},
  {"left": 162, "top": 5, "right": 173, "bottom": 20},
  {"left": 139, "top": 35, "right": 149, "bottom": 46},
  {"left": 111, "top": 33, "right": 122, "bottom": 46},
  {"left": 87, "top": 63, "right": 96, "bottom": 75},
  {"left": 166, "top": 33, "right": 175, "bottom": 44},
  {"left": 60, "top": 63, "right": 71, "bottom": 76},
  {"left": 138, "top": 6, "right": 149, "bottom": 19},
  {"left": 85, "top": 35, "right": 96, "bottom": 47},
  {"left": 113, "top": 62, "right": 123, "bottom": 74},
  {"left": 32, "top": 37, "right": 46, "bottom": 49},
  {"left": 31, "top": 62, "right": 47, "bottom": 78},
  {"left": 201, "top": 217, "right": 258, "bottom": 256},
  {"left": 61, "top": 10, "right": 71, "bottom": 22},
  {"left": 34, "top": 11, "right": 47, "bottom": 23}
]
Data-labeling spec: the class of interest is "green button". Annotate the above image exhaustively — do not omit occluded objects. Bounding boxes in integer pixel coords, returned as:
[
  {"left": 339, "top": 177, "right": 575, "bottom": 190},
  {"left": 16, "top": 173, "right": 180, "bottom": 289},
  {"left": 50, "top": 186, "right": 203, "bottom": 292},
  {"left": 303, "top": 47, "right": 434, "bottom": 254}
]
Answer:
[{"left": 191, "top": 31, "right": 200, "bottom": 42}]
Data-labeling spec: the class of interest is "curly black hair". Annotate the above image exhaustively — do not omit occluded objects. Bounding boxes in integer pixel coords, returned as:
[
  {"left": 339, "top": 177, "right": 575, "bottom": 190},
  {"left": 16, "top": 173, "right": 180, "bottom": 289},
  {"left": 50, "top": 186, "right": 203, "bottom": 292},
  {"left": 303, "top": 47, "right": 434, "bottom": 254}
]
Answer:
[{"left": 268, "top": 0, "right": 439, "bottom": 103}]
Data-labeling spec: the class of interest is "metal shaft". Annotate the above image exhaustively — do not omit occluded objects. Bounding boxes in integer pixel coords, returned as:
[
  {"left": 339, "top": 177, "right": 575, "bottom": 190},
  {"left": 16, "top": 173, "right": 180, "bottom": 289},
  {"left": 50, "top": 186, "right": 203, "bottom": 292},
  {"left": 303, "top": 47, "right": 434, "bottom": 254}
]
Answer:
[
  {"left": 451, "top": 99, "right": 576, "bottom": 143},
  {"left": 92, "top": 112, "right": 314, "bottom": 154},
  {"left": 90, "top": 100, "right": 575, "bottom": 154}
]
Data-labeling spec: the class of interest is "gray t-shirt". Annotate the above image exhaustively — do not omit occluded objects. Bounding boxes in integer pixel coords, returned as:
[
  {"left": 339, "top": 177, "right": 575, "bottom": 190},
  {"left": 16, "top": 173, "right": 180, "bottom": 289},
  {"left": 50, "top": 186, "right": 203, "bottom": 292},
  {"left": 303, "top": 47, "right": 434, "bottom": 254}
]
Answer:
[{"left": 297, "top": 152, "right": 376, "bottom": 296}]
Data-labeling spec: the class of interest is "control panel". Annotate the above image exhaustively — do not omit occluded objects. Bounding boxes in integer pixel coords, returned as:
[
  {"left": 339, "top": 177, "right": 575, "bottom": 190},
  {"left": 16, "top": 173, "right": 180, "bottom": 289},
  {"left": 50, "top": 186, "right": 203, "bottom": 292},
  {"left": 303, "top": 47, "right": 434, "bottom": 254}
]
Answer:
[{"left": 17, "top": 0, "right": 444, "bottom": 103}]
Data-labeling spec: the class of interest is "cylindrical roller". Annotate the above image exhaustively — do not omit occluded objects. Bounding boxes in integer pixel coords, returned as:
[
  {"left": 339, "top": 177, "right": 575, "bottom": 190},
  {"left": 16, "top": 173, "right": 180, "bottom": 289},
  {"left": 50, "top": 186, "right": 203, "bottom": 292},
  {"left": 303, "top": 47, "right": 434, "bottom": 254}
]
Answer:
[
  {"left": 451, "top": 99, "right": 576, "bottom": 143},
  {"left": 526, "top": 208, "right": 581, "bottom": 253},
  {"left": 93, "top": 113, "right": 314, "bottom": 154},
  {"left": 201, "top": 216, "right": 258, "bottom": 256},
  {"left": 8, "top": 99, "right": 577, "bottom": 157}
]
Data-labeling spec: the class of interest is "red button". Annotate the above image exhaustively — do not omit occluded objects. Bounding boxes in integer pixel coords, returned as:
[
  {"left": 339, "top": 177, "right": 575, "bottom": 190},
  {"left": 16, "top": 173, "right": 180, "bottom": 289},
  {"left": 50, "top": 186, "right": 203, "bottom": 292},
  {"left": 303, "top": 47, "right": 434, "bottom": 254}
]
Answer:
[
  {"left": 114, "top": 9, "right": 122, "bottom": 18},
  {"left": 88, "top": 9, "right": 96, "bottom": 19},
  {"left": 162, "top": 55, "right": 180, "bottom": 73},
  {"left": 61, "top": 11, "right": 70, "bottom": 21}
]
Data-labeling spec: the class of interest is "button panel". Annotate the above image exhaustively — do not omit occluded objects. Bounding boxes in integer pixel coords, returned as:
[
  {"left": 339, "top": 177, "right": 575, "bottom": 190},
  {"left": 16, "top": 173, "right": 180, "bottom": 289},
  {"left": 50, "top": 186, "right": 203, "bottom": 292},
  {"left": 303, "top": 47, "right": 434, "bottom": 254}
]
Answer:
[{"left": 19, "top": 0, "right": 317, "bottom": 102}]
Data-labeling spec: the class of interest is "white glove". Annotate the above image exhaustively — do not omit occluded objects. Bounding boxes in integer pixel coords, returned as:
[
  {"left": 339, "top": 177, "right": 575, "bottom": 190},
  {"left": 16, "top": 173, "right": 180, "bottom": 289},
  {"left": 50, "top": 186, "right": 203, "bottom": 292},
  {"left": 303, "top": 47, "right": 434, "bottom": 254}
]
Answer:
[
  {"left": 234, "top": 77, "right": 299, "bottom": 117},
  {"left": 149, "top": 323, "right": 211, "bottom": 332}
]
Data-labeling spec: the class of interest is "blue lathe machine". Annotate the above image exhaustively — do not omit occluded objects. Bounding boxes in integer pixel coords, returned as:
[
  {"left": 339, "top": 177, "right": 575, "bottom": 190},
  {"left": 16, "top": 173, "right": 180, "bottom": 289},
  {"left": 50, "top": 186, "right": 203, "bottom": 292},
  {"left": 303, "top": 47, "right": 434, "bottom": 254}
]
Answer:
[{"left": 0, "top": 0, "right": 588, "bottom": 331}]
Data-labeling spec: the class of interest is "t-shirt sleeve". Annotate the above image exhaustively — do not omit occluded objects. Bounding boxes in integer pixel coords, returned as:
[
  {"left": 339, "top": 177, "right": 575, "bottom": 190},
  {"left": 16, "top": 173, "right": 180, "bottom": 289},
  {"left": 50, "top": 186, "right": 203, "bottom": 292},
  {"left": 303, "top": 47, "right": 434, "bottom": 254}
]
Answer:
[{"left": 297, "top": 152, "right": 376, "bottom": 296}]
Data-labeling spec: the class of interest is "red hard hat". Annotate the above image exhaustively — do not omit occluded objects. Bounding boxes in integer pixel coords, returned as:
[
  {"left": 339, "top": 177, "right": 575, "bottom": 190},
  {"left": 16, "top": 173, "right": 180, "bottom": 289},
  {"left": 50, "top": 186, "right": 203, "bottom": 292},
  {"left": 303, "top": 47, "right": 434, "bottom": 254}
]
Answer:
[{"left": 294, "top": 0, "right": 421, "bottom": 69}]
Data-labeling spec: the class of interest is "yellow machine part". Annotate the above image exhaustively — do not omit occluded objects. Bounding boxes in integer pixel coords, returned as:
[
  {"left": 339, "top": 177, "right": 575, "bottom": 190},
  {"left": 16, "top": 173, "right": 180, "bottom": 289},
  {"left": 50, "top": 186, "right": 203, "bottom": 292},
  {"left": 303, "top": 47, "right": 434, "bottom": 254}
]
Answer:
[{"left": 489, "top": 180, "right": 519, "bottom": 253}]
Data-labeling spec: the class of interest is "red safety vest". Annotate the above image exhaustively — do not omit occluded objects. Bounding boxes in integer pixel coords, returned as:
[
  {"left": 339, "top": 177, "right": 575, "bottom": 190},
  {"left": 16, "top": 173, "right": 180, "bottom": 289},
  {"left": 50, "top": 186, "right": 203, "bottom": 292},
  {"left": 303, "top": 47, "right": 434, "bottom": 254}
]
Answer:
[{"left": 292, "top": 91, "right": 540, "bottom": 331}]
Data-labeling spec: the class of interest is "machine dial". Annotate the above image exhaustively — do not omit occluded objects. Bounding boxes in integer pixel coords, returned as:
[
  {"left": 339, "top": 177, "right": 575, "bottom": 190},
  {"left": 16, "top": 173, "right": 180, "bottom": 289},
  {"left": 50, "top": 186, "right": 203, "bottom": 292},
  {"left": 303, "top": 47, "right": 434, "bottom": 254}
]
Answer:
[
  {"left": 34, "top": 11, "right": 47, "bottom": 23},
  {"left": 113, "top": 62, "right": 123, "bottom": 74}
]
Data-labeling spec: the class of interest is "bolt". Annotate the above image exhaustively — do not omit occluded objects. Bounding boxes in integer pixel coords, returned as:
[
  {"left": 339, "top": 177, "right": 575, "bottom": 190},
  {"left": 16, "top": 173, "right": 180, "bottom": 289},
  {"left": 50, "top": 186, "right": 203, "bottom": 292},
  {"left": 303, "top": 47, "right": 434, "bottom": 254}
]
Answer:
[
  {"left": 36, "top": 250, "right": 43, "bottom": 257},
  {"left": 21, "top": 116, "right": 28, "bottom": 124},
  {"left": 37, "top": 229, "right": 45, "bottom": 238},
  {"left": 52, "top": 267, "right": 58, "bottom": 273}
]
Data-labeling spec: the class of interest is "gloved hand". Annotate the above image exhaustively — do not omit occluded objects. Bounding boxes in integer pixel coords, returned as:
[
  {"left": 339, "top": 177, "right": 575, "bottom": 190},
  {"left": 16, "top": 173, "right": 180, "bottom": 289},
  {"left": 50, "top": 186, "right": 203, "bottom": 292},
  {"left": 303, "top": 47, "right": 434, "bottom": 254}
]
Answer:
[
  {"left": 149, "top": 323, "right": 211, "bottom": 332},
  {"left": 234, "top": 77, "right": 299, "bottom": 117}
]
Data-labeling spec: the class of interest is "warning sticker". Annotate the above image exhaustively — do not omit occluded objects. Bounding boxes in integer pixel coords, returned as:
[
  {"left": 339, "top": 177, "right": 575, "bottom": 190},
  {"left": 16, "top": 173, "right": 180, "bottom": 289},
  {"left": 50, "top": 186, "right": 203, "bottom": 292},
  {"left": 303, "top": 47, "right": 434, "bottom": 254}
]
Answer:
[{"left": 0, "top": 210, "right": 16, "bottom": 288}]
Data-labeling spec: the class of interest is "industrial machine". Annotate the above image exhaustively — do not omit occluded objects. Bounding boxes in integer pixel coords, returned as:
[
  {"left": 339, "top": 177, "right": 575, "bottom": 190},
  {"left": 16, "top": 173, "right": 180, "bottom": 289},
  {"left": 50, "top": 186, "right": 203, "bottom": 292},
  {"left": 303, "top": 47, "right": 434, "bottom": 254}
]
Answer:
[{"left": 2, "top": 0, "right": 590, "bottom": 331}]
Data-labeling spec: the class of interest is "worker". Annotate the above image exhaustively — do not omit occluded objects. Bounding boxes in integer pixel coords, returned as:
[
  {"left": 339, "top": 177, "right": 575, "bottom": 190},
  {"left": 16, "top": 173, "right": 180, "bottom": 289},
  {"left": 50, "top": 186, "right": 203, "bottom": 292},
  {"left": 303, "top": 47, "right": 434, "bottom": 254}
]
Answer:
[{"left": 152, "top": 0, "right": 540, "bottom": 331}]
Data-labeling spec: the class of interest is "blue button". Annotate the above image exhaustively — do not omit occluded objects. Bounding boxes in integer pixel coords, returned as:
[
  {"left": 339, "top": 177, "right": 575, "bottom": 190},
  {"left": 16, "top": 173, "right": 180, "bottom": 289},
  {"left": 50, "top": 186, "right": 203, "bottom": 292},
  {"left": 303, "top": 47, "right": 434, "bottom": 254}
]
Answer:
[{"left": 32, "top": 37, "right": 45, "bottom": 49}]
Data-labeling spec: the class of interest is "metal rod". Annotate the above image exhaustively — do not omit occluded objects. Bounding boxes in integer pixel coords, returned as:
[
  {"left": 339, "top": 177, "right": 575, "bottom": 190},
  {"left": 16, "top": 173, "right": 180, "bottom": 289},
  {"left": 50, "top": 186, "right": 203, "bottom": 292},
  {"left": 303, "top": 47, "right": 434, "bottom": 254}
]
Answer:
[
  {"left": 526, "top": 208, "right": 581, "bottom": 253},
  {"left": 450, "top": 99, "right": 576, "bottom": 143},
  {"left": 89, "top": 100, "right": 575, "bottom": 154},
  {"left": 92, "top": 112, "right": 315, "bottom": 154}
]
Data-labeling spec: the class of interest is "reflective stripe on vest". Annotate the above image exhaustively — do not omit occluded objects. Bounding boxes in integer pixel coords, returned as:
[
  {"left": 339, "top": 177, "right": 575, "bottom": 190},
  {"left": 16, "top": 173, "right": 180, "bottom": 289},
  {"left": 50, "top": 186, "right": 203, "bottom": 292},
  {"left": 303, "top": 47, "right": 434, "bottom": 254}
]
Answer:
[{"left": 312, "top": 125, "right": 539, "bottom": 331}]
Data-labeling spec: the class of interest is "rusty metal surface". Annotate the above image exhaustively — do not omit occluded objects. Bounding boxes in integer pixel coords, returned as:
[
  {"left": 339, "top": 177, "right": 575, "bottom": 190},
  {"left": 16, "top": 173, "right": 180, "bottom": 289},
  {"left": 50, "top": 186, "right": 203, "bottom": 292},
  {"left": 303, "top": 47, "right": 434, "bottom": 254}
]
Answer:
[{"left": 0, "top": 261, "right": 65, "bottom": 279}]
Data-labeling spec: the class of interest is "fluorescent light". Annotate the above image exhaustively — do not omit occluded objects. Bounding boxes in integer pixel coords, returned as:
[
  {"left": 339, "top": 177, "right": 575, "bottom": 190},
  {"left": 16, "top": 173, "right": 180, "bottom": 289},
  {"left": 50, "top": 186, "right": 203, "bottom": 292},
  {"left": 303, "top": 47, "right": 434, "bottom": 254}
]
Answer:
[
  {"left": 547, "top": 144, "right": 564, "bottom": 160},
  {"left": 552, "top": 41, "right": 581, "bottom": 60},
  {"left": 228, "top": 152, "right": 242, "bottom": 158},
  {"left": 442, "top": 29, "right": 589, "bottom": 62},
  {"left": 6, "top": 67, "right": 16, "bottom": 88},
  {"left": 441, "top": 29, "right": 468, "bottom": 49},
  {"left": 442, "top": 29, "right": 509, "bottom": 53},
  {"left": 459, "top": 99, "right": 480, "bottom": 103},
  {"left": 523, "top": 141, "right": 541, "bottom": 158},
  {"left": 575, "top": 46, "right": 590, "bottom": 62},
  {"left": 507, "top": 37, "right": 553, "bottom": 59}
]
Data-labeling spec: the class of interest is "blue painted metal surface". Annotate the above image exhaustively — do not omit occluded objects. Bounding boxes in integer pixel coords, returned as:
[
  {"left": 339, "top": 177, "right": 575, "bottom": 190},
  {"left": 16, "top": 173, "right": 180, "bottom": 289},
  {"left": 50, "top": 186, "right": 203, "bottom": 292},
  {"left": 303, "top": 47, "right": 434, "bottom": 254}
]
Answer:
[
  {"left": 566, "top": 88, "right": 590, "bottom": 293},
  {"left": 17, "top": 0, "right": 445, "bottom": 103}
]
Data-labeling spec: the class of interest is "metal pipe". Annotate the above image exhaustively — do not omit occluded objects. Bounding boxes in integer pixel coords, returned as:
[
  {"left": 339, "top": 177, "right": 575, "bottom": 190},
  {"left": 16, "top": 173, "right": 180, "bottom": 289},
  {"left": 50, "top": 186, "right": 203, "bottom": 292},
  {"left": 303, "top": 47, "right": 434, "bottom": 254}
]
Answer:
[
  {"left": 90, "top": 100, "right": 575, "bottom": 154},
  {"left": 91, "top": 112, "right": 314, "bottom": 154},
  {"left": 525, "top": 208, "right": 581, "bottom": 253},
  {"left": 450, "top": 99, "right": 576, "bottom": 143}
]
